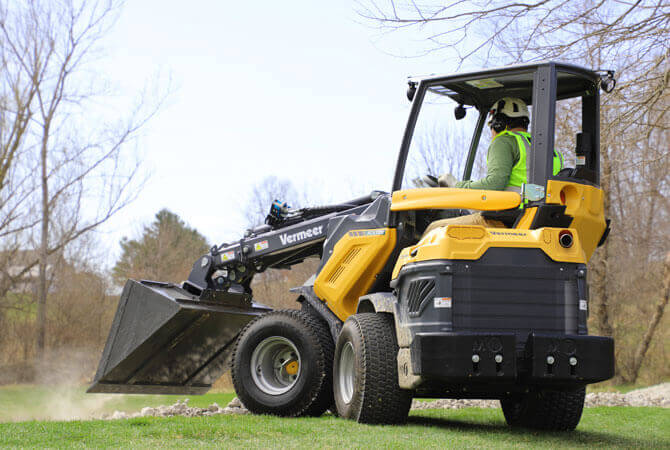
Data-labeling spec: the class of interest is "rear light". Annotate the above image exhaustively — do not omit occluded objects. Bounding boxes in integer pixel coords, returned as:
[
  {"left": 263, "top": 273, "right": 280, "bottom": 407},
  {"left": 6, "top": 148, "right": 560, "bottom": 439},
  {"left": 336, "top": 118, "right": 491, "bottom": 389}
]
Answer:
[{"left": 559, "top": 230, "right": 573, "bottom": 248}]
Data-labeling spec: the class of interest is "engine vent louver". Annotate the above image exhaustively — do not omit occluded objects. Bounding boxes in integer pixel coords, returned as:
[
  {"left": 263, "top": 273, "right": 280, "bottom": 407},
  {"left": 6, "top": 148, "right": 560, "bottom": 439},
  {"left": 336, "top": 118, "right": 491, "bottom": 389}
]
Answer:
[
  {"left": 406, "top": 279, "right": 435, "bottom": 317},
  {"left": 327, "top": 247, "right": 362, "bottom": 285}
]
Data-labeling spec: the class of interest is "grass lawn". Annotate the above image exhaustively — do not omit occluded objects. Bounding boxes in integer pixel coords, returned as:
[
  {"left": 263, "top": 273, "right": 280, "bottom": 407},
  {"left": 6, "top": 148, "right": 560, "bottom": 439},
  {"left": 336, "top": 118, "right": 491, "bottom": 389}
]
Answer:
[{"left": 0, "top": 406, "right": 668, "bottom": 448}]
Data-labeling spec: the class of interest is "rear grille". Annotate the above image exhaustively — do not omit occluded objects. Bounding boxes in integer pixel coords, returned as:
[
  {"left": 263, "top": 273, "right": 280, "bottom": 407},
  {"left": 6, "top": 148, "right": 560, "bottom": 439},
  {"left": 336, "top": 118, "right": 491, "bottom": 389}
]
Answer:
[
  {"left": 452, "top": 272, "right": 577, "bottom": 336},
  {"left": 406, "top": 279, "right": 435, "bottom": 317},
  {"left": 397, "top": 249, "right": 583, "bottom": 349}
]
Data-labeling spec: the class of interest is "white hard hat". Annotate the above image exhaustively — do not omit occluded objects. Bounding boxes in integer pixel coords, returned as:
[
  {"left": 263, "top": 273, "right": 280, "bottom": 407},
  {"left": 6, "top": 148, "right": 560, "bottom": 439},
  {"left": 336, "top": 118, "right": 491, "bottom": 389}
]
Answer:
[{"left": 489, "top": 97, "right": 529, "bottom": 119}]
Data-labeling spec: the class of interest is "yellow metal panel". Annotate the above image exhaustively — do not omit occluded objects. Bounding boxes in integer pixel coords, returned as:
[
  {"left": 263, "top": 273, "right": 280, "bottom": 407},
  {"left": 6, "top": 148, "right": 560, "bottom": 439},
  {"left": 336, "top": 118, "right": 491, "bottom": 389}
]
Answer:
[
  {"left": 314, "top": 228, "right": 396, "bottom": 321},
  {"left": 391, "top": 225, "right": 587, "bottom": 280},
  {"left": 390, "top": 188, "right": 521, "bottom": 211},
  {"left": 545, "top": 180, "right": 606, "bottom": 260}
]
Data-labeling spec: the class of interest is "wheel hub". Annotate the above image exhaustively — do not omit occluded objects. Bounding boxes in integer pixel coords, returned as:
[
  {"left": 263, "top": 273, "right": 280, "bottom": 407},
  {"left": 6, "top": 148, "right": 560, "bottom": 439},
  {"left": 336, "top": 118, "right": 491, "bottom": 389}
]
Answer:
[
  {"left": 250, "top": 336, "right": 301, "bottom": 395},
  {"left": 338, "top": 341, "right": 355, "bottom": 404}
]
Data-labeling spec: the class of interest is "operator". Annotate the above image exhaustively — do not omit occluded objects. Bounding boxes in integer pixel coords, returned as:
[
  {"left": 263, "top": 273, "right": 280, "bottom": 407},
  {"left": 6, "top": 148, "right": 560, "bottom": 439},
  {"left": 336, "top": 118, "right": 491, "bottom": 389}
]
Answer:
[{"left": 423, "top": 97, "right": 563, "bottom": 234}]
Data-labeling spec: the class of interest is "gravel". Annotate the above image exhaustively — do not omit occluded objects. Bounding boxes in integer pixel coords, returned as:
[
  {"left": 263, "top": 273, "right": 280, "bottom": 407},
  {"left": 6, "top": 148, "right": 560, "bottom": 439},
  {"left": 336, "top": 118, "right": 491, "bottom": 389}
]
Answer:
[
  {"left": 585, "top": 383, "right": 670, "bottom": 408},
  {"left": 413, "top": 383, "right": 670, "bottom": 410},
  {"left": 102, "top": 383, "right": 669, "bottom": 420},
  {"left": 101, "top": 397, "right": 249, "bottom": 420}
]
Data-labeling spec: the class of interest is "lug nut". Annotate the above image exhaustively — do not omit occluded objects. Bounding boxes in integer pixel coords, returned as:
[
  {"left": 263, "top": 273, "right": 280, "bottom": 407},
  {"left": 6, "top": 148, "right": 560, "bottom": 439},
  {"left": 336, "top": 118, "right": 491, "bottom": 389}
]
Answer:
[
  {"left": 546, "top": 355, "right": 555, "bottom": 365},
  {"left": 472, "top": 354, "right": 480, "bottom": 363},
  {"left": 495, "top": 354, "right": 503, "bottom": 363},
  {"left": 569, "top": 357, "right": 578, "bottom": 366}
]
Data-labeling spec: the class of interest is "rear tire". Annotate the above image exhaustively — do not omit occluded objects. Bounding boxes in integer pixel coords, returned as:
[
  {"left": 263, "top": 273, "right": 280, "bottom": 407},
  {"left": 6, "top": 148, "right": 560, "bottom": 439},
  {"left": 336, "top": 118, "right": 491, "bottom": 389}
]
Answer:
[
  {"left": 333, "top": 313, "right": 412, "bottom": 424},
  {"left": 231, "top": 310, "right": 333, "bottom": 417},
  {"left": 500, "top": 386, "right": 586, "bottom": 431}
]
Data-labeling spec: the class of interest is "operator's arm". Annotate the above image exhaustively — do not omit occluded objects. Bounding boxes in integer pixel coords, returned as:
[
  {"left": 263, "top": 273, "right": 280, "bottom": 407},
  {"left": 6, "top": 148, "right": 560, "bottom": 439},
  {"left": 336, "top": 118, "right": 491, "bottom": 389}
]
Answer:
[{"left": 455, "top": 136, "right": 516, "bottom": 190}]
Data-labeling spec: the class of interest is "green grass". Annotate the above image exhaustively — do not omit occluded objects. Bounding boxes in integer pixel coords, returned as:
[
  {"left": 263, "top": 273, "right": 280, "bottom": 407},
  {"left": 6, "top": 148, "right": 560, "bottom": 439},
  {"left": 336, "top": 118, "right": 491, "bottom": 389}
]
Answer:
[
  {"left": 0, "top": 385, "right": 234, "bottom": 422},
  {"left": 1, "top": 385, "right": 668, "bottom": 448},
  {"left": 0, "top": 406, "right": 668, "bottom": 448}
]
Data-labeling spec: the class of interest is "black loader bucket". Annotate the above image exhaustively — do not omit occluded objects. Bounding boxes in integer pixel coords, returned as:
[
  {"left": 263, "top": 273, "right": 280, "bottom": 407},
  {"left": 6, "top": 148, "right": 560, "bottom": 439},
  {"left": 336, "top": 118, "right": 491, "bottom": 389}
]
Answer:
[{"left": 88, "top": 280, "right": 271, "bottom": 395}]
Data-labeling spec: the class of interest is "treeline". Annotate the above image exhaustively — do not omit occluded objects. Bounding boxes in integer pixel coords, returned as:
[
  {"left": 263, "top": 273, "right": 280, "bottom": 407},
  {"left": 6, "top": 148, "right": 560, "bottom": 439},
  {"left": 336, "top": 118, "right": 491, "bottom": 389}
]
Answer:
[{"left": 0, "top": 209, "right": 210, "bottom": 383}]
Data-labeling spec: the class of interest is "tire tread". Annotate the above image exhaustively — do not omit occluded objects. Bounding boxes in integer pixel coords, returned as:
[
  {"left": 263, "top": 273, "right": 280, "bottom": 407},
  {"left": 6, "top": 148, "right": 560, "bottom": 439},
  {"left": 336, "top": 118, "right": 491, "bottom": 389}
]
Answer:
[
  {"left": 337, "top": 313, "right": 412, "bottom": 424},
  {"left": 501, "top": 386, "right": 585, "bottom": 431},
  {"left": 231, "top": 309, "right": 333, "bottom": 417}
]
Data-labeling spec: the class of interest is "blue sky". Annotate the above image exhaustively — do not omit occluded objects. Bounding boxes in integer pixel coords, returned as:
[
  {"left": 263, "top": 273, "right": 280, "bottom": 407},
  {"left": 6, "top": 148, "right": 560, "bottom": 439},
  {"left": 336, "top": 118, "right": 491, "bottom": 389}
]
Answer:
[{"left": 96, "top": 1, "right": 467, "bottom": 256}]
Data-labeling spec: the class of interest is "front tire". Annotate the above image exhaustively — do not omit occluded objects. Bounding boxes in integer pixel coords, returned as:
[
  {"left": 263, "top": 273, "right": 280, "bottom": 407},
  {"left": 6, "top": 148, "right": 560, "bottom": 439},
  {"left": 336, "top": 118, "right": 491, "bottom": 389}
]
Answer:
[
  {"left": 231, "top": 310, "right": 333, "bottom": 417},
  {"left": 333, "top": 313, "right": 412, "bottom": 424},
  {"left": 500, "top": 386, "right": 586, "bottom": 431}
]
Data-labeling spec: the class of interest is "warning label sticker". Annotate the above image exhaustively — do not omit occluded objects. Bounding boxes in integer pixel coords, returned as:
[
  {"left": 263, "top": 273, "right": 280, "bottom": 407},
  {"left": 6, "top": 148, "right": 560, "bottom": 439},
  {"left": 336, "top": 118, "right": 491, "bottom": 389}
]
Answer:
[
  {"left": 254, "top": 240, "right": 269, "bottom": 252},
  {"left": 434, "top": 297, "right": 452, "bottom": 308},
  {"left": 221, "top": 251, "right": 235, "bottom": 262},
  {"left": 579, "top": 300, "right": 588, "bottom": 311},
  {"left": 465, "top": 78, "right": 504, "bottom": 89},
  {"left": 348, "top": 229, "right": 386, "bottom": 237}
]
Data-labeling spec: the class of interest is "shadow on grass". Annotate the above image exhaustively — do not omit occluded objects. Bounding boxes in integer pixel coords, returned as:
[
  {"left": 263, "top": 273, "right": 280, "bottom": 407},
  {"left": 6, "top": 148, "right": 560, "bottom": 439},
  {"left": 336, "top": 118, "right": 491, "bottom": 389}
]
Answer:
[{"left": 407, "top": 415, "right": 643, "bottom": 447}]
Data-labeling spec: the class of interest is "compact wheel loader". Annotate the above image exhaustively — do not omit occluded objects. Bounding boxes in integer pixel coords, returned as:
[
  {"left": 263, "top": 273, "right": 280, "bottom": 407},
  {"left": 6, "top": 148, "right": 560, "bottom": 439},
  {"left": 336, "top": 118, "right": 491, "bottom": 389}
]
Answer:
[{"left": 89, "top": 62, "right": 615, "bottom": 431}]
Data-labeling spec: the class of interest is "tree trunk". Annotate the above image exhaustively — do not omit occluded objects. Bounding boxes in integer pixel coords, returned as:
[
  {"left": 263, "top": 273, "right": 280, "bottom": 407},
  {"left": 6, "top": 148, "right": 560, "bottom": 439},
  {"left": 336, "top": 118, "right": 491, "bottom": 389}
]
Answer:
[
  {"left": 36, "top": 136, "right": 49, "bottom": 356},
  {"left": 627, "top": 252, "right": 670, "bottom": 383},
  {"left": 591, "top": 144, "right": 614, "bottom": 337}
]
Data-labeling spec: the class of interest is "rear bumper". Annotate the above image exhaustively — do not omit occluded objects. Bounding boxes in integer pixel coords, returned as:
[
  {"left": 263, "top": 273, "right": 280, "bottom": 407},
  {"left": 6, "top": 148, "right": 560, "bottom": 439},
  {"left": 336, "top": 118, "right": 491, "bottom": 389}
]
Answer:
[{"left": 411, "top": 332, "right": 614, "bottom": 386}]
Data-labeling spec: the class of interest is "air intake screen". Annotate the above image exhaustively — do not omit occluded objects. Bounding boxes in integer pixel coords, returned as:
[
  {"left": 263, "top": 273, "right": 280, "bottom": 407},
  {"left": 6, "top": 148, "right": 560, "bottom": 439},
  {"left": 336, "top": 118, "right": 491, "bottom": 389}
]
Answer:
[{"left": 406, "top": 278, "right": 435, "bottom": 317}]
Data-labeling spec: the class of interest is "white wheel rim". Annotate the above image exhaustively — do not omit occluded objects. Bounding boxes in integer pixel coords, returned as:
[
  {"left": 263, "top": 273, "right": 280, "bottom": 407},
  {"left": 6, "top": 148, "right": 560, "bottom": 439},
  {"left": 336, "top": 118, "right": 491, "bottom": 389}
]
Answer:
[
  {"left": 250, "top": 336, "right": 301, "bottom": 395},
  {"left": 338, "top": 341, "right": 356, "bottom": 404}
]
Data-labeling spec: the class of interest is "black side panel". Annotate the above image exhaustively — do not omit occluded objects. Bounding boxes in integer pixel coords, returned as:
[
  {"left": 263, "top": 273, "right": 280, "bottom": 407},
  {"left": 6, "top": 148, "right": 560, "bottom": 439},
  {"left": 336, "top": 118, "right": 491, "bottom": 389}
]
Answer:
[{"left": 529, "top": 204, "right": 573, "bottom": 229}]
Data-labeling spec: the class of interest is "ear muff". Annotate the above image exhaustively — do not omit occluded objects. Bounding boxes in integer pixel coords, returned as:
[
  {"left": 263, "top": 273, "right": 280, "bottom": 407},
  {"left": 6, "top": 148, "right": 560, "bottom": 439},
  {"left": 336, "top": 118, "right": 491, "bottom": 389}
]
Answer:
[
  {"left": 491, "top": 113, "right": 507, "bottom": 133},
  {"left": 489, "top": 100, "right": 507, "bottom": 133}
]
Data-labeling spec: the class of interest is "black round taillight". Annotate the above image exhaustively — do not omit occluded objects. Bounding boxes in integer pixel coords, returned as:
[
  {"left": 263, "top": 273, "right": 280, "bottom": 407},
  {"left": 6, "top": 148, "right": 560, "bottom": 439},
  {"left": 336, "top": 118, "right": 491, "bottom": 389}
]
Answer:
[{"left": 559, "top": 230, "right": 573, "bottom": 248}]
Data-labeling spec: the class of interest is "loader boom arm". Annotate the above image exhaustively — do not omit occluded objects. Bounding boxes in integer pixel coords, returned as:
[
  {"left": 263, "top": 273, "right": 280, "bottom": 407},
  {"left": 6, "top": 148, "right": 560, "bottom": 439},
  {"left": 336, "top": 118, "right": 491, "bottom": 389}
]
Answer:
[{"left": 183, "top": 192, "right": 382, "bottom": 297}]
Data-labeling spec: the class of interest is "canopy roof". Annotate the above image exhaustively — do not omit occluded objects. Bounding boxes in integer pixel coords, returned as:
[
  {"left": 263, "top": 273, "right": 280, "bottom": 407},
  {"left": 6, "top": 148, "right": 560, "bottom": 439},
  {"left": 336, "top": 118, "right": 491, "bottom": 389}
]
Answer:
[{"left": 412, "top": 62, "right": 602, "bottom": 109}]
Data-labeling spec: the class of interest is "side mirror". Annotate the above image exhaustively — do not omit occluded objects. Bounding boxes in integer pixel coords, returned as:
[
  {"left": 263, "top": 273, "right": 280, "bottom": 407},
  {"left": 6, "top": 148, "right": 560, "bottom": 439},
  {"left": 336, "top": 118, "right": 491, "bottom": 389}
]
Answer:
[
  {"left": 454, "top": 104, "right": 466, "bottom": 120},
  {"left": 599, "top": 70, "right": 616, "bottom": 93},
  {"left": 406, "top": 82, "right": 417, "bottom": 101}
]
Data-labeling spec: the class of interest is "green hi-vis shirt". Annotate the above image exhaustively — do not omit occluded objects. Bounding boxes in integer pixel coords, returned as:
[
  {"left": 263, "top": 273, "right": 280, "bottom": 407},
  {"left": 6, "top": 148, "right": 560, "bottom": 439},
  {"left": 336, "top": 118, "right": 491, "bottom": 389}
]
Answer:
[{"left": 455, "top": 131, "right": 563, "bottom": 190}]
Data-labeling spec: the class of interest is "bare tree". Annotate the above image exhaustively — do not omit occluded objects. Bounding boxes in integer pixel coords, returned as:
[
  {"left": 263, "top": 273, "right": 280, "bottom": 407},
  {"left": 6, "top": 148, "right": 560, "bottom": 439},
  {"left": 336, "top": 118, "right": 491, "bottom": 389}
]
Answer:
[
  {"left": 243, "top": 176, "right": 306, "bottom": 229},
  {"left": 0, "top": 0, "right": 162, "bottom": 355},
  {"left": 407, "top": 121, "right": 487, "bottom": 187},
  {"left": 625, "top": 252, "right": 670, "bottom": 383}
]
